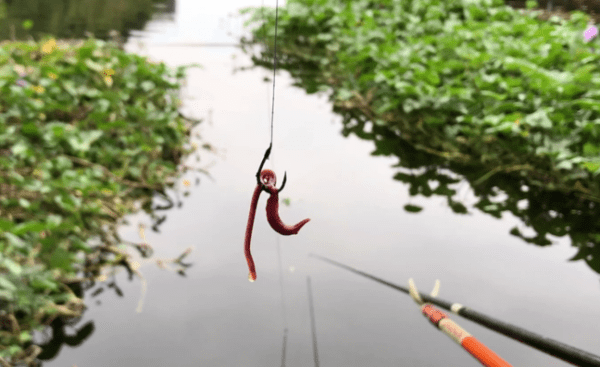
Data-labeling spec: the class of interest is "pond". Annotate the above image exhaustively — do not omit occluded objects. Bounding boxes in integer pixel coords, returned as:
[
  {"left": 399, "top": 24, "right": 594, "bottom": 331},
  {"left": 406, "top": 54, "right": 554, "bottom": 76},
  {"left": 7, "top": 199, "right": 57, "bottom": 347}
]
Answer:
[{"left": 3, "top": 0, "right": 599, "bottom": 366}]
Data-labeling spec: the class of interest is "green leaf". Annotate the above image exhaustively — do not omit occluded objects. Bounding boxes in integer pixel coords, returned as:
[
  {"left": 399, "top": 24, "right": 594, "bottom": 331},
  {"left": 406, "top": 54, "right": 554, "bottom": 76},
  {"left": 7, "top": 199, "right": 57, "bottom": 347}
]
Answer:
[
  {"left": 22, "top": 20, "right": 33, "bottom": 30},
  {"left": 19, "top": 331, "right": 32, "bottom": 343},
  {"left": 287, "top": 2, "right": 309, "bottom": 18},
  {"left": 67, "top": 130, "right": 103, "bottom": 152},
  {"left": 1, "top": 257, "right": 23, "bottom": 275},
  {"left": 0, "top": 290, "right": 15, "bottom": 301},
  {"left": 84, "top": 59, "right": 103, "bottom": 72},
  {"left": 3, "top": 233, "right": 26, "bottom": 249},
  {"left": 0, "top": 219, "right": 15, "bottom": 231},
  {"left": 49, "top": 247, "right": 74, "bottom": 272},
  {"left": 404, "top": 204, "right": 423, "bottom": 213},
  {"left": 11, "top": 141, "right": 29, "bottom": 158},
  {"left": 30, "top": 277, "right": 59, "bottom": 291},
  {"left": 46, "top": 215, "right": 63, "bottom": 228},
  {"left": 524, "top": 109, "right": 553, "bottom": 129},
  {"left": 141, "top": 81, "right": 155, "bottom": 92},
  {"left": 12, "top": 221, "right": 47, "bottom": 236},
  {"left": 0, "top": 277, "right": 17, "bottom": 292},
  {"left": 583, "top": 143, "right": 600, "bottom": 156}
]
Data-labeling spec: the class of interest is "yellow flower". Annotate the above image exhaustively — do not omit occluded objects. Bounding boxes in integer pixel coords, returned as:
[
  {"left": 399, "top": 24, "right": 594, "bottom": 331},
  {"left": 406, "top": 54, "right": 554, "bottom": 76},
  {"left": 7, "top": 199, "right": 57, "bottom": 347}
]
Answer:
[
  {"left": 48, "top": 72, "right": 58, "bottom": 80},
  {"left": 183, "top": 179, "right": 190, "bottom": 187},
  {"left": 32, "top": 85, "right": 45, "bottom": 94},
  {"left": 103, "top": 75, "right": 113, "bottom": 87},
  {"left": 103, "top": 68, "right": 115, "bottom": 76},
  {"left": 41, "top": 38, "right": 57, "bottom": 54}
]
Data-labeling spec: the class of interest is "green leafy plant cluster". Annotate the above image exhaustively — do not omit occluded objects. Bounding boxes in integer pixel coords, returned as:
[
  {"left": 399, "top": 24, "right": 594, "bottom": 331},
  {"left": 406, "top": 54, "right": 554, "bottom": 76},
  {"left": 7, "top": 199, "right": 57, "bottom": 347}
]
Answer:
[
  {"left": 240, "top": 0, "right": 600, "bottom": 201},
  {"left": 0, "top": 37, "right": 204, "bottom": 364}
]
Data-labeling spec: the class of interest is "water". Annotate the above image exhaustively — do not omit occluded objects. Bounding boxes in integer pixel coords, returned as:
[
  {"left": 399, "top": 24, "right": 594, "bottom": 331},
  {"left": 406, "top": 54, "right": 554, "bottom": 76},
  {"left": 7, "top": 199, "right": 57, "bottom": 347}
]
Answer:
[{"left": 27, "top": 0, "right": 600, "bottom": 366}]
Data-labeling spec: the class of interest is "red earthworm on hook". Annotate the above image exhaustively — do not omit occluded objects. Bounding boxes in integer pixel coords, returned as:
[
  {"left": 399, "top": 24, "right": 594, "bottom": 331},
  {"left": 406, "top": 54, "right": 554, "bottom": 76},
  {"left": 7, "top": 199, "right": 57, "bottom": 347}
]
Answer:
[{"left": 244, "top": 143, "right": 310, "bottom": 282}]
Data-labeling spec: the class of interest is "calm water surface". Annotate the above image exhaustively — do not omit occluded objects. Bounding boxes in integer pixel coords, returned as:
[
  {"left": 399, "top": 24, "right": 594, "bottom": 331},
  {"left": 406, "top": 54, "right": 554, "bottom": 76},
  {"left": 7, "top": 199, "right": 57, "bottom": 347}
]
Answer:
[{"left": 38, "top": 1, "right": 599, "bottom": 366}]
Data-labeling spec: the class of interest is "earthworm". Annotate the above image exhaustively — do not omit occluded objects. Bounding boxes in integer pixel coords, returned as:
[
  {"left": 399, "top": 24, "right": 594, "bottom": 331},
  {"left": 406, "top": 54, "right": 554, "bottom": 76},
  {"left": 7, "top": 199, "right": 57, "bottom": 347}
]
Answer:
[
  {"left": 244, "top": 166, "right": 310, "bottom": 282},
  {"left": 244, "top": 183, "right": 263, "bottom": 282},
  {"left": 260, "top": 169, "right": 310, "bottom": 235}
]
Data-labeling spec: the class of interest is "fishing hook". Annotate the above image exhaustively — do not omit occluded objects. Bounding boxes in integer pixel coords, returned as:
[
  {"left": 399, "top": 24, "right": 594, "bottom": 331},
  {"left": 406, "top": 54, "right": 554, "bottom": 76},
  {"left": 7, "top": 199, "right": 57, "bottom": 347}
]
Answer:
[{"left": 256, "top": 143, "right": 286, "bottom": 193}]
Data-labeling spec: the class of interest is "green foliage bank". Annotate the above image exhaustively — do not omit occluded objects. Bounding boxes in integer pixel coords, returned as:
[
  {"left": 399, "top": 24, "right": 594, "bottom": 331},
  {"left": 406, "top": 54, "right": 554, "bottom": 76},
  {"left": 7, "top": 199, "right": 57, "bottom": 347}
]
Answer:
[
  {"left": 0, "top": 37, "right": 206, "bottom": 365},
  {"left": 240, "top": 0, "right": 600, "bottom": 195},
  {"left": 239, "top": 0, "right": 600, "bottom": 273}
]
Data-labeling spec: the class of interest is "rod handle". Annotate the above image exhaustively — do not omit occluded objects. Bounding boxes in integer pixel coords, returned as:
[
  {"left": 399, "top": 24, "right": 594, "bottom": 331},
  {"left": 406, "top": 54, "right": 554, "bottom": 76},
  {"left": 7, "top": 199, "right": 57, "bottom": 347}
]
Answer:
[{"left": 462, "top": 335, "right": 513, "bottom": 367}]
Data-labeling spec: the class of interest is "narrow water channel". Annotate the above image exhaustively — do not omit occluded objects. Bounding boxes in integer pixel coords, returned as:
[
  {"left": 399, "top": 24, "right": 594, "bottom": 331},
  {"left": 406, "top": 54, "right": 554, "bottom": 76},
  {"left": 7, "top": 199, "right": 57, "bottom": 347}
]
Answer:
[{"left": 34, "top": 1, "right": 600, "bottom": 366}]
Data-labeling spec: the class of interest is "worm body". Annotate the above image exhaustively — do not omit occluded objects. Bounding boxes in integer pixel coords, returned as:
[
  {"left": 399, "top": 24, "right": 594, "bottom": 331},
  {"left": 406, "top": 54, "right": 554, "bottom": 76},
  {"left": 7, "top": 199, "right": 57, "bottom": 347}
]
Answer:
[
  {"left": 260, "top": 169, "right": 310, "bottom": 235},
  {"left": 244, "top": 184, "right": 262, "bottom": 282},
  {"left": 264, "top": 186, "right": 310, "bottom": 235},
  {"left": 243, "top": 169, "right": 310, "bottom": 282}
]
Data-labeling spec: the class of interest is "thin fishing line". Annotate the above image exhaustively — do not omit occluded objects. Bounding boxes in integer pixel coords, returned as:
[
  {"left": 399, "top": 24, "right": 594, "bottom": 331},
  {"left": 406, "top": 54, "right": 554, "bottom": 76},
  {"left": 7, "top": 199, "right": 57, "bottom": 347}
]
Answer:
[
  {"left": 276, "top": 234, "right": 288, "bottom": 326},
  {"left": 260, "top": 0, "right": 271, "bottom": 141},
  {"left": 307, "top": 276, "right": 320, "bottom": 367},
  {"left": 269, "top": 0, "right": 279, "bottom": 147},
  {"left": 261, "top": 1, "right": 288, "bottom": 365},
  {"left": 259, "top": 0, "right": 278, "bottom": 150},
  {"left": 280, "top": 326, "right": 289, "bottom": 367}
]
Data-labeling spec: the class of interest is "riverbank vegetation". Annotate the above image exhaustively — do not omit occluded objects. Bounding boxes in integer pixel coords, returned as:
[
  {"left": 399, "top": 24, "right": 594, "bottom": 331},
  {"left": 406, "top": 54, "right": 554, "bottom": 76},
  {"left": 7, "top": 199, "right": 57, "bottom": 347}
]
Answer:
[
  {"left": 0, "top": 36, "right": 207, "bottom": 365},
  {"left": 239, "top": 0, "right": 600, "bottom": 273}
]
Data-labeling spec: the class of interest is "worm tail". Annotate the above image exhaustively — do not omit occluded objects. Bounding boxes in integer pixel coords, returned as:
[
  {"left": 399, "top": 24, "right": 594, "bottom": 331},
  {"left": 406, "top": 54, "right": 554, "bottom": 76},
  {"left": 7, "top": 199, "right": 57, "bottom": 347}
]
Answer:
[
  {"left": 266, "top": 193, "right": 310, "bottom": 235},
  {"left": 244, "top": 184, "right": 262, "bottom": 282}
]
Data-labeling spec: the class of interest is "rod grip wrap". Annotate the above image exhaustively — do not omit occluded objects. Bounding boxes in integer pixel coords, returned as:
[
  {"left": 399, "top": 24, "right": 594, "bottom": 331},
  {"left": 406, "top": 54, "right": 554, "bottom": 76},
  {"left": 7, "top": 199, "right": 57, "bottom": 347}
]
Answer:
[{"left": 421, "top": 304, "right": 447, "bottom": 326}]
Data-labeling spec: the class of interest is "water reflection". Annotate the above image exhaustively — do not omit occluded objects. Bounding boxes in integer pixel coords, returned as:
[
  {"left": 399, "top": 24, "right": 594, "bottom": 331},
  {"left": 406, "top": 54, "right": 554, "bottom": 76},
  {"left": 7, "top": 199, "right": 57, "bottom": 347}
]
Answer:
[
  {"left": 0, "top": 0, "right": 174, "bottom": 41},
  {"left": 355, "top": 124, "right": 600, "bottom": 275}
]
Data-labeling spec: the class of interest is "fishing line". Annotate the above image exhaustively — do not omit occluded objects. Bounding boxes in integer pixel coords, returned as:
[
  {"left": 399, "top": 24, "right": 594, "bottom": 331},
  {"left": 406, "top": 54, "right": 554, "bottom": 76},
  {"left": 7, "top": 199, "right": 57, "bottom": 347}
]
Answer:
[
  {"left": 260, "top": 1, "right": 288, "bottom": 365},
  {"left": 276, "top": 234, "right": 288, "bottom": 327},
  {"left": 307, "top": 276, "right": 321, "bottom": 367},
  {"left": 268, "top": 0, "right": 279, "bottom": 147},
  {"left": 259, "top": 0, "right": 279, "bottom": 148}
]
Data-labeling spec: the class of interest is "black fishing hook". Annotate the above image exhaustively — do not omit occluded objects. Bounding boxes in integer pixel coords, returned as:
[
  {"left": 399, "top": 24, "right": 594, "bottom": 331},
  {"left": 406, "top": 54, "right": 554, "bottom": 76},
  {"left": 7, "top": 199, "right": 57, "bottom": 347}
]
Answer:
[{"left": 255, "top": 142, "right": 286, "bottom": 193}]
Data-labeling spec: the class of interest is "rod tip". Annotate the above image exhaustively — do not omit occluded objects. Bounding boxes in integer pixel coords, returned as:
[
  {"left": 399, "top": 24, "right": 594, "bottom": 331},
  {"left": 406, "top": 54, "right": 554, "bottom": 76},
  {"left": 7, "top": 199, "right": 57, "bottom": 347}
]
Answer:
[{"left": 248, "top": 273, "right": 256, "bottom": 282}]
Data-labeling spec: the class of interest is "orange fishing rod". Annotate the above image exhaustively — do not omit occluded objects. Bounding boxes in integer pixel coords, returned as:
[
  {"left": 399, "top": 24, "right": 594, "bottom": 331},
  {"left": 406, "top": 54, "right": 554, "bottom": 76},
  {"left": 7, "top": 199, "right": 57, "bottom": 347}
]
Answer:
[
  {"left": 408, "top": 279, "right": 512, "bottom": 367},
  {"left": 310, "top": 254, "right": 600, "bottom": 367}
]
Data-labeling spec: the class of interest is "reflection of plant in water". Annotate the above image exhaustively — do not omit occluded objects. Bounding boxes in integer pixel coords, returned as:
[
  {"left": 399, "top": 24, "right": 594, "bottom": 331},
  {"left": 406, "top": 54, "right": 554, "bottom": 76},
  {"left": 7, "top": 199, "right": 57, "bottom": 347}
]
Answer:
[{"left": 239, "top": 0, "right": 600, "bottom": 275}]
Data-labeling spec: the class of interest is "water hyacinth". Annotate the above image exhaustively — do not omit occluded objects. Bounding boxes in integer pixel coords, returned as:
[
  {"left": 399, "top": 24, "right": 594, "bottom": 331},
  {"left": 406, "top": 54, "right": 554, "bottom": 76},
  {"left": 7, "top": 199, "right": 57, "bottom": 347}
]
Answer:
[{"left": 0, "top": 37, "right": 204, "bottom": 366}]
